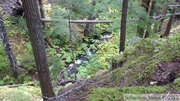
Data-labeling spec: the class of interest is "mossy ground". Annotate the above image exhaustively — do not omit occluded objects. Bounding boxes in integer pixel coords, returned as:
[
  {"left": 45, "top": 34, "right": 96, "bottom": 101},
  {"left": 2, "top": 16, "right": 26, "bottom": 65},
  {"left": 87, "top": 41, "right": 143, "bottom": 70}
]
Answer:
[
  {"left": 87, "top": 80, "right": 180, "bottom": 101},
  {"left": 87, "top": 86, "right": 168, "bottom": 101},
  {"left": 0, "top": 85, "right": 42, "bottom": 101},
  {"left": 86, "top": 34, "right": 180, "bottom": 101},
  {"left": 110, "top": 36, "right": 180, "bottom": 86},
  {"left": 49, "top": 33, "right": 180, "bottom": 101},
  {"left": 1, "top": 34, "right": 179, "bottom": 101}
]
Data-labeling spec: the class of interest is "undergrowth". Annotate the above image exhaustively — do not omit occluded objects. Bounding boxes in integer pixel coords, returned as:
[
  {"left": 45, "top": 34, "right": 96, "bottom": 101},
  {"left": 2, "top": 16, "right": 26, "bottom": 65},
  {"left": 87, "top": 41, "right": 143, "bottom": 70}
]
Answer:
[
  {"left": 87, "top": 86, "right": 168, "bottom": 101},
  {"left": 110, "top": 35, "right": 180, "bottom": 86}
]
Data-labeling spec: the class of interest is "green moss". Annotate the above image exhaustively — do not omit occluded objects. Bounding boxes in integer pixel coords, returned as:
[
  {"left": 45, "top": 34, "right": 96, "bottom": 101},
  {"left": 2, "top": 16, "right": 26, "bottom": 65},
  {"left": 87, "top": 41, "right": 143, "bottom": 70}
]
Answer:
[
  {"left": 87, "top": 86, "right": 168, "bottom": 101},
  {"left": 87, "top": 87, "right": 123, "bottom": 101},
  {"left": 111, "top": 54, "right": 125, "bottom": 69},
  {"left": 0, "top": 86, "right": 41, "bottom": 101},
  {"left": 110, "top": 37, "right": 180, "bottom": 86},
  {"left": 3, "top": 90, "right": 31, "bottom": 101},
  {"left": 122, "top": 86, "right": 168, "bottom": 94},
  {"left": 170, "top": 78, "right": 180, "bottom": 91}
]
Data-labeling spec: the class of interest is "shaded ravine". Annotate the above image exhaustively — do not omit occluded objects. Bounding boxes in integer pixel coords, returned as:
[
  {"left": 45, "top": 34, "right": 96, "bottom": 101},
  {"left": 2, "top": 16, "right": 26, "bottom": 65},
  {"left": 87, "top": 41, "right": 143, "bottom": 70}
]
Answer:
[{"left": 66, "top": 33, "right": 113, "bottom": 79}]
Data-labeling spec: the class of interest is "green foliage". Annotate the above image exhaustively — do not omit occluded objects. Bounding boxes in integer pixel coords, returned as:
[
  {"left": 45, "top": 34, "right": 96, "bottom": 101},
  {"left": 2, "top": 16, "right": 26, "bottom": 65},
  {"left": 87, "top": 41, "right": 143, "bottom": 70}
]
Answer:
[
  {"left": 43, "top": 5, "right": 70, "bottom": 46},
  {"left": 49, "top": 56, "right": 65, "bottom": 80},
  {"left": 2, "top": 15, "right": 32, "bottom": 84},
  {"left": 111, "top": 36, "right": 180, "bottom": 86},
  {"left": 4, "top": 16, "right": 29, "bottom": 38},
  {"left": 25, "top": 43, "right": 33, "bottom": 54},
  {"left": 19, "top": 54, "right": 36, "bottom": 73},
  {"left": 0, "top": 43, "right": 14, "bottom": 85},
  {"left": 18, "top": 54, "right": 35, "bottom": 83},
  {"left": 77, "top": 55, "right": 101, "bottom": 78},
  {"left": 96, "top": 32, "right": 119, "bottom": 69},
  {"left": 58, "top": 0, "right": 95, "bottom": 19},
  {"left": 46, "top": 0, "right": 165, "bottom": 80},
  {"left": 169, "top": 33, "right": 180, "bottom": 42},
  {"left": 0, "top": 44, "right": 9, "bottom": 71},
  {"left": 2, "top": 75, "right": 15, "bottom": 85}
]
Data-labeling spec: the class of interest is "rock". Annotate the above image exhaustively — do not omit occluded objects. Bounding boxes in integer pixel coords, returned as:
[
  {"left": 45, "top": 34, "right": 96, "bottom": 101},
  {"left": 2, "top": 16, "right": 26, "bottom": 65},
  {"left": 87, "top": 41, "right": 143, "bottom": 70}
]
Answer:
[
  {"left": 128, "top": 36, "right": 140, "bottom": 46},
  {"left": 150, "top": 81, "right": 157, "bottom": 85},
  {"left": 151, "top": 41, "right": 158, "bottom": 46},
  {"left": 48, "top": 0, "right": 59, "bottom": 4}
]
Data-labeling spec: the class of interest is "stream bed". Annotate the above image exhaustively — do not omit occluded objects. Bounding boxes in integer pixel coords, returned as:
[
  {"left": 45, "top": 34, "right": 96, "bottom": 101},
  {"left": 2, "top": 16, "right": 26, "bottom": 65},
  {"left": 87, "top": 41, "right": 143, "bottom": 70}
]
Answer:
[{"left": 66, "top": 33, "right": 113, "bottom": 79}]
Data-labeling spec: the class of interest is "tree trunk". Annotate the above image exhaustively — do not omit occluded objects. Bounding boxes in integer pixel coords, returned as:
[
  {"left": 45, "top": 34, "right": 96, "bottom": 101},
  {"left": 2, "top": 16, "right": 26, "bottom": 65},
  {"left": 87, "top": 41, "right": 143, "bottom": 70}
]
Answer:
[
  {"left": 137, "top": 0, "right": 151, "bottom": 38},
  {"left": 160, "top": 0, "right": 168, "bottom": 23},
  {"left": 144, "top": 0, "right": 156, "bottom": 37},
  {"left": 21, "top": 0, "right": 55, "bottom": 100},
  {"left": 149, "top": 0, "right": 156, "bottom": 16},
  {"left": 119, "top": 0, "right": 129, "bottom": 53},
  {"left": 158, "top": 0, "right": 169, "bottom": 32},
  {"left": 0, "top": 13, "right": 19, "bottom": 78},
  {"left": 149, "top": 0, "right": 159, "bottom": 32},
  {"left": 84, "top": 16, "right": 95, "bottom": 36},
  {"left": 142, "top": 0, "right": 151, "bottom": 13},
  {"left": 162, "top": 9, "right": 175, "bottom": 38},
  {"left": 84, "top": 0, "right": 96, "bottom": 36}
]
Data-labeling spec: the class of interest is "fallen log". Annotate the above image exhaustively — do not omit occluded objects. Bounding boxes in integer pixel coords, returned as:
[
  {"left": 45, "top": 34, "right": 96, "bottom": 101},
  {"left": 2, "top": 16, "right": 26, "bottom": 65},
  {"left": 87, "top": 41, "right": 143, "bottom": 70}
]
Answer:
[
  {"left": 168, "top": 5, "right": 180, "bottom": 7},
  {"left": 41, "top": 18, "right": 113, "bottom": 23},
  {"left": 0, "top": 83, "right": 35, "bottom": 88}
]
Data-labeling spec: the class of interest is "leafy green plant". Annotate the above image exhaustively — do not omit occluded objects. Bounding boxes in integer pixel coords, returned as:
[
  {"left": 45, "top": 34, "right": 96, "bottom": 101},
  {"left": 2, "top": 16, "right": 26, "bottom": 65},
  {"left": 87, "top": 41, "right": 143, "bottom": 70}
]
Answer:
[
  {"left": 77, "top": 55, "right": 101, "bottom": 78},
  {"left": 2, "top": 75, "right": 15, "bottom": 85},
  {"left": 0, "top": 44, "right": 14, "bottom": 85},
  {"left": 96, "top": 32, "right": 119, "bottom": 69},
  {"left": 18, "top": 54, "right": 36, "bottom": 73},
  {"left": 48, "top": 56, "right": 65, "bottom": 80},
  {"left": 4, "top": 15, "right": 29, "bottom": 38}
]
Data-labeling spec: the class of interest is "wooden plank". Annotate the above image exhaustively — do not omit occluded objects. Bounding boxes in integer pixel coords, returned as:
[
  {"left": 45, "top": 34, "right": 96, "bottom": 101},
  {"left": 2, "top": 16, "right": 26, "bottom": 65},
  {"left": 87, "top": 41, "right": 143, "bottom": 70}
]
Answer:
[
  {"left": 41, "top": 12, "right": 180, "bottom": 24},
  {"left": 41, "top": 18, "right": 113, "bottom": 23},
  {"left": 168, "top": 5, "right": 180, "bottom": 7},
  {"left": 150, "top": 13, "right": 180, "bottom": 19}
]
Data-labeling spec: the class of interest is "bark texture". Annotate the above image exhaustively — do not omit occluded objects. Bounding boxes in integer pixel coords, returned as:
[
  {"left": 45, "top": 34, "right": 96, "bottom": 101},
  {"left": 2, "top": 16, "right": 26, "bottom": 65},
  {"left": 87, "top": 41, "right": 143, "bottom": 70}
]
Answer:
[
  {"left": 0, "top": 13, "right": 19, "bottom": 78},
  {"left": 21, "top": 0, "right": 55, "bottom": 100},
  {"left": 120, "top": 0, "right": 129, "bottom": 52},
  {"left": 162, "top": 9, "right": 175, "bottom": 38}
]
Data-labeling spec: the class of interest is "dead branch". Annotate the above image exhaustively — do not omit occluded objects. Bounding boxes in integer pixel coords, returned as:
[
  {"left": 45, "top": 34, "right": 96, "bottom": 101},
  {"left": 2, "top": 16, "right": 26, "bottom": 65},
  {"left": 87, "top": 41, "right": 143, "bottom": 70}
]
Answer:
[
  {"left": 58, "top": 80, "right": 75, "bottom": 86},
  {"left": 47, "top": 80, "right": 88, "bottom": 101},
  {"left": 0, "top": 83, "right": 35, "bottom": 88}
]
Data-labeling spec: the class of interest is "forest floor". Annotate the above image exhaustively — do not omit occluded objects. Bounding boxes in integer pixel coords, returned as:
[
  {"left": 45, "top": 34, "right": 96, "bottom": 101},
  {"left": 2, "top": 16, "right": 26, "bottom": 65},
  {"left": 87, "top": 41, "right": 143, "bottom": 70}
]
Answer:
[
  {"left": 51, "top": 58, "right": 180, "bottom": 101},
  {"left": 1, "top": 57, "right": 180, "bottom": 101},
  {"left": 0, "top": 1, "right": 180, "bottom": 101}
]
